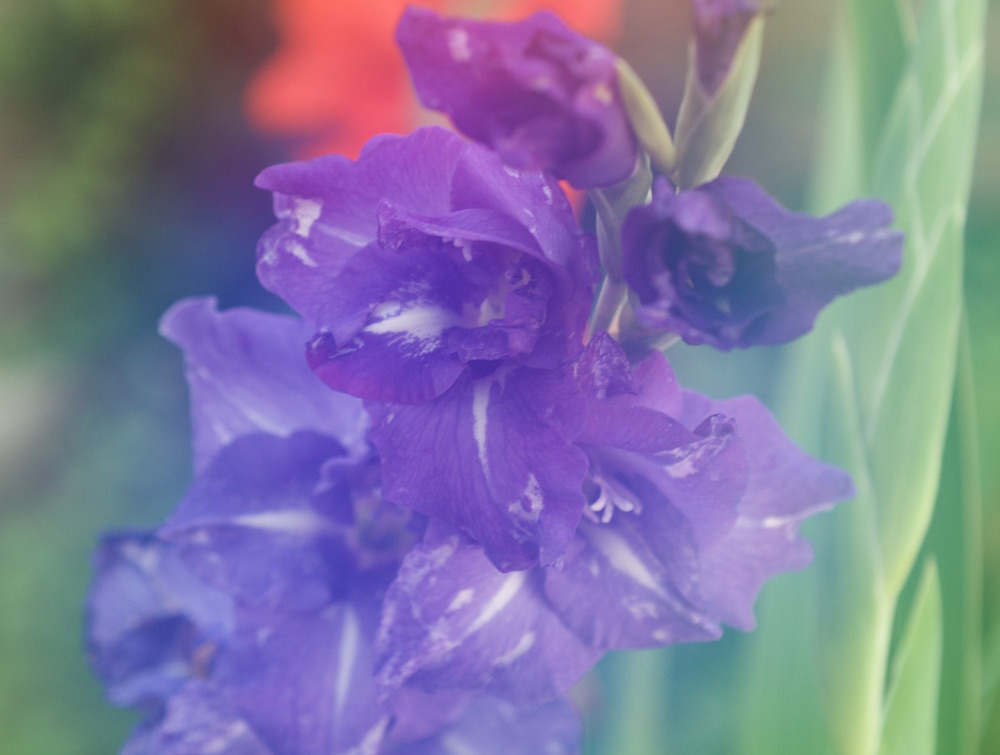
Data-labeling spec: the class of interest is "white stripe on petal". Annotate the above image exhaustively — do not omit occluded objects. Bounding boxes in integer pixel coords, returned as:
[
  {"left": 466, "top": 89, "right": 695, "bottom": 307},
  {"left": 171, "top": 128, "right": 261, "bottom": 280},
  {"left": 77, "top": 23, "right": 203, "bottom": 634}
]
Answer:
[
  {"left": 472, "top": 379, "right": 492, "bottom": 484},
  {"left": 287, "top": 239, "right": 318, "bottom": 267},
  {"left": 467, "top": 570, "right": 528, "bottom": 635},
  {"left": 231, "top": 510, "right": 338, "bottom": 536},
  {"left": 334, "top": 607, "right": 360, "bottom": 722},
  {"left": 586, "top": 526, "right": 668, "bottom": 599},
  {"left": 292, "top": 198, "right": 323, "bottom": 237},
  {"left": 363, "top": 304, "right": 457, "bottom": 355},
  {"left": 495, "top": 631, "right": 536, "bottom": 666}
]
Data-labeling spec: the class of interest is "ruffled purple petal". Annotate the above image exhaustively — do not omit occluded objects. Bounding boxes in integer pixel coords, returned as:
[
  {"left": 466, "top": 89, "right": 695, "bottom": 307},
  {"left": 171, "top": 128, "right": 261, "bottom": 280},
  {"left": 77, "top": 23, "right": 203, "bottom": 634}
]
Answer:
[
  {"left": 255, "top": 129, "right": 467, "bottom": 333},
  {"left": 368, "top": 366, "right": 590, "bottom": 571},
  {"left": 375, "top": 526, "right": 602, "bottom": 704},
  {"left": 397, "top": 8, "right": 637, "bottom": 188},
  {"left": 86, "top": 532, "right": 234, "bottom": 708},
  {"left": 160, "top": 432, "right": 358, "bottom": 612},
  {"left": 257, "top": 127, "right": 597, "bottom": 403},
  {"left": 539, "top": 337, "right": 846, "bottom": 647},
  {"left": 547, "top": 411, "right": 746, "bottom": 649},
  {"left": 212, "top": 604, "right": 389, "bottom": 755},
  {"left": 160, "top": 298, "right": 368, "bottom": 473},
  {"left": 678, "top": 390, "right": 855, "bottom": 628},
  {"left": 121, "top": 681, "right": 271, "bottom": 755},
  {"left": 623, "top": 176, "right": 903, "bottom": 350},
  {"left": 544, "top": 509, "right": 722, "bottom": 649}
]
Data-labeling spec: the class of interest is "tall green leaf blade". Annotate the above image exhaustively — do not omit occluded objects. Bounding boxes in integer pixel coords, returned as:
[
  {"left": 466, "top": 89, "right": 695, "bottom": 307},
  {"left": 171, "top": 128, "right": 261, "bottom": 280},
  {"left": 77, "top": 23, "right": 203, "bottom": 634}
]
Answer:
[
  {"left": 924, "top": 313, "right": 984, "bottom": 754},
  {"left": 841, "top": 0, "right": 984, "bottom": 599},
  {"left": 805, "top": 0, "right": 984, "bottom": 751},
  {"left": 812, "top": 333, "right": 894, "bottom": 755},
  {"left": 809, "top": 4, "right": 866, "bottom": 215},
  {"left": 877, "top": 560, "right": 943, "bottom": 755},
  {"left": 739, "top": 0, "right": 985, "bottom": 753},
  {"left": 844, "top": 0, "right": 910, "bottom": 168}
]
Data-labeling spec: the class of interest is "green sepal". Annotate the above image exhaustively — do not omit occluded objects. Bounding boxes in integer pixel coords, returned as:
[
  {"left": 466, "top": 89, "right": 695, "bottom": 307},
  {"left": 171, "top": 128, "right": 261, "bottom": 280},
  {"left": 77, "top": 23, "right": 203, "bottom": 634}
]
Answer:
[
  {"left": 616, "top": 58, "right": 676, "bottom": 176},
  {"left": 877, "top": 560, "right": 943, "bottom": 755},
  {"left": 671, "top": 15, "right": 764, "bottom": 189}
]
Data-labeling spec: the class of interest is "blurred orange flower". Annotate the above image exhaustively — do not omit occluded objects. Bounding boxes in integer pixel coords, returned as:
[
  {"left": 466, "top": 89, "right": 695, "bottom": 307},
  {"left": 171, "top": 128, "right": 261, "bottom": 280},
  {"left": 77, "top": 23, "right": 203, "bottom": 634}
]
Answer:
[{"left": 245, "top": 0, "right": 625, "bottom": 159}]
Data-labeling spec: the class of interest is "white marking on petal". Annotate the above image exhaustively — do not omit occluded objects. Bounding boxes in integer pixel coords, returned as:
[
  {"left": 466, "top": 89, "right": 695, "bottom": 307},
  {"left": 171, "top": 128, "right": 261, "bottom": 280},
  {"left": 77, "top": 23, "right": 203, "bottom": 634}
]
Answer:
[
  {"left": 440, "top": 734, "right": 478, "bottom": 755},
  {"left": 467, "top": 571, "right": 528, "bottom": 635},
  {"left": 355, "top": 718, "right": 391, "bottom": 755},
  {"left": 827, "top": 229, "right": 866, "bottom": 243},
  {"left": 625, "top": 599, "right": 660, "bottom": 620},
  {"left": 363, "top": 305, "right": 455, "bottom": 344},
  {"left": 472, "top": 379, "right": 492, "bottom": 483},
  {"left": 496, "top": 631, "right": 536, "bottom": 666},
  {"left": 123, "top": 541, "right": 160, "bottom": 573},
  {"left": 231, "top": 510, "right": 337, "bottom": 536},
  {"left": 334, "top": 608, "right": 360, "bottom": 722},
  {"left": 447, "top": 588, "right": 475, "bottom": 613},
  {"left": 203, "top": 720, "right": 251, "bottom": 754},
  {"left": 509, "top": 473, "right": 545, "bottom": 522},
  {"left": 190, "top": 529, "right": 211, "bottom": 546},
  {"left": 447, "top": 28, "right": 471, "bottom": 61},
  {"left": 587, "top": 526, "right": 667, "bottom": 599},
  {"left": 317, "top": 225, "right": 370, "bottom": 247},
  {"left": 524, "top": 473, "right": 544, "bottom": 514},
  {"left": 287, "top": 239, "right": 318, "bottom": 267},
  {"left": 665, "top": 456, "right": 697, "bottom": 479},
  {"left": 453, "top": 237, "right": 473, "bottom": 261},
  {"left": 592, "top": 82, "right": 614, "bottom": 104},
  {"left": 292, "top": 198, "right": 322, "bottom": 237},
  {"left": 398, "top": 538, "right": 458, "bottom": 593},
  {"left": 370, "top": 300, "right": 402, "bottom": 319},
  {"left": 760, "top": 500, "right": 834, "bottom": 528}
]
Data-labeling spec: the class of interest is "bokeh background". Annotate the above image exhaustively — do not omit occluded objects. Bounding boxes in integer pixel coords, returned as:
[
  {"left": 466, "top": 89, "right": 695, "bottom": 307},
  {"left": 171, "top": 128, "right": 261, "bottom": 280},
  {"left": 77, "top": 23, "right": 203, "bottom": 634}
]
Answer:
[{"left": 0, "top": 1, "right": 996, "bottom": 752}]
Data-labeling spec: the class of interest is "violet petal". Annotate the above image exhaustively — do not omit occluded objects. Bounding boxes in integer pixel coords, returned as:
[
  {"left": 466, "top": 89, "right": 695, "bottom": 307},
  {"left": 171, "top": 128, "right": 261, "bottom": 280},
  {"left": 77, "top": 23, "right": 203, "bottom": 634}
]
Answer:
[
  {"left": 368, "top": 366, "right": 590, "bottom": 571},
  {"left": 256, "top": 127, "right": 596, "bottom": 402},
  {"left": 397, "top": 8, "right": 637, "bottom": 188},
  {"left": 375, "top": 526, "right": 602, "bottom": 704},
  {"left": 623, "top": 176, "right": 903, "bottom": 349},
  {"left": 160, "top": 297, "right": 368, "bottom": 473}
]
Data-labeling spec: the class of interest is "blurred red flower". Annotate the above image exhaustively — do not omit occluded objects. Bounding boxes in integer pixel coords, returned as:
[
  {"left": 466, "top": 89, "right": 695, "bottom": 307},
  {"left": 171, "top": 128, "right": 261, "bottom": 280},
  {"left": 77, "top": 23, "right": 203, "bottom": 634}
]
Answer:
[{"left": 245, "top": 0, "right": 625, "bottom": 159}]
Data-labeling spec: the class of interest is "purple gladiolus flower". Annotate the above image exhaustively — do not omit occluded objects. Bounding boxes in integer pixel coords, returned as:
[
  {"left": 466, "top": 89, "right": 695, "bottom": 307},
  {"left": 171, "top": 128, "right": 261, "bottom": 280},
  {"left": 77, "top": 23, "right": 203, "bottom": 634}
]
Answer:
[
  {"left": 90, "top": 524, "right": 579, "bottom": 753},
  {"left": 86, "top": 442, "right": 399, "bottom": 753},
  {"left": 396, "top": 8, "right": 638, "bottom": 188},
  {"left": 622, "top": 177, "right": 904, "bottom": 350},
  {"left": 691, "top": 0, "right": 765, "bottom": 94},
  {"left": 83, "top": 3, "right": 912, "bottom": 747},
  {"left": 87, "top": 299, "right": 583, "bottom": 753},
  {"left": 372, "top": 336, "right": 853, "bottom": 702},
  {"left": 256, "top": 127, "right": 597, "bottom": 405},
  {"left": 86, "top": 300, "right": 398, "bottom": 751}
]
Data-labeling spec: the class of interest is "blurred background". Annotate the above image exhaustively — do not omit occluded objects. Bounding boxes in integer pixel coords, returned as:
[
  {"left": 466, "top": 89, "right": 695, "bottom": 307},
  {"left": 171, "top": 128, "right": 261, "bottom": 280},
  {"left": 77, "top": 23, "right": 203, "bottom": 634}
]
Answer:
[{"left": 0, "top": 0, "right": 996, "bottom": 752}]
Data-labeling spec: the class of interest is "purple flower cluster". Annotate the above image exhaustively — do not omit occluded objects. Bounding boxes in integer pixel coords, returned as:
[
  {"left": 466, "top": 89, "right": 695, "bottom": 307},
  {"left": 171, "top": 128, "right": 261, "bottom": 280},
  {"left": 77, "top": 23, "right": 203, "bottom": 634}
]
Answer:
[{"left": 87, "top": 4, "right": 903, "bottom": 753}]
